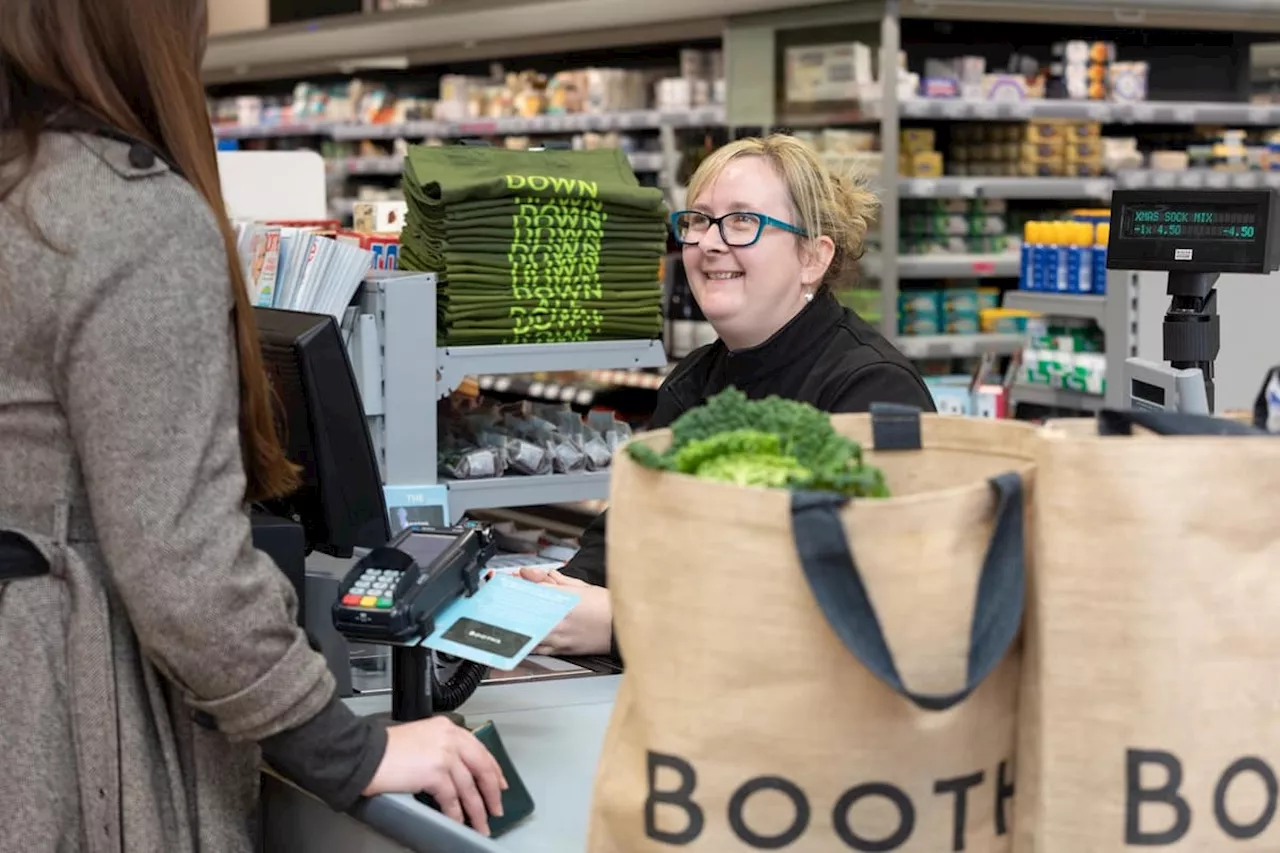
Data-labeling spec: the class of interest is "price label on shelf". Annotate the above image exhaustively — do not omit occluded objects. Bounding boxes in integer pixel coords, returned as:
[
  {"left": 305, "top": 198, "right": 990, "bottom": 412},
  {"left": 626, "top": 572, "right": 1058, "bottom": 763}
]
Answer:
[
  {"left": 494, "top": 377, "right": 512, "bottom": 393},
  {"left": 560, "top": 386, "right": 578, "bottom": 402},
  {"left": 1087, "top": 103, "right": 1111, "bottom": 121},
  {"left": 1205, "top": 172, "right": 1230, "bottom": 189},
  {"left": 971, "top": 261, "right": 996, "bottom": 275},
  {"left": 528, "top": 382, "right": 545, "bottom": 397},
  {"left": 1084, "top": 180, "right": 1110, "bottom": 198},
  {"left": 974, "top": 102, "right": 999, "bottom": 119},
  {"left": 1173, "top": 106, "right": 1198, "bottom": 124},
  {"left": 943, "top": 101, "right": 968, "bottom": 119},
  {"left": 1249, "top": 106, "right": 1273, "bottom": 125},
  {"left": 957, "top": 180, "right": 980, "bottom": 197},
  {"left": 1131, "top": 104, "right": 1156, "bottom": 123},
  {"left": 907, "top": 179, "right": 937, "bottom": 197},
  {"left": 1007, "top": 101, "right": 1033, "bottom": 119},
  {"left": 1153, "top": 171, "right": 1177, "bottom": 189}
]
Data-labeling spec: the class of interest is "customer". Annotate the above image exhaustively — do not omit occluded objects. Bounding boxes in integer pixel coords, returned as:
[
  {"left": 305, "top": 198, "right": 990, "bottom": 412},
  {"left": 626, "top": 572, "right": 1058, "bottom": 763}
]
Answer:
[
  {"left": 0, "top": 1, "right": 502, "bottom": 849},
  {"left": 522, "top": 134, "right": 936, "bottom": 658}
]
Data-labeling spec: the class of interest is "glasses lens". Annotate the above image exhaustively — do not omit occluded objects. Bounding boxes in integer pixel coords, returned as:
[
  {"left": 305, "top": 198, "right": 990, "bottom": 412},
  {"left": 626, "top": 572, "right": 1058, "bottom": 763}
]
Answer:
[
  {"left": 721, "top": 212, "right": 763, "bottom": 246},
  {"left": 674, "top": 211, "right": 712, "bottom": 243}
]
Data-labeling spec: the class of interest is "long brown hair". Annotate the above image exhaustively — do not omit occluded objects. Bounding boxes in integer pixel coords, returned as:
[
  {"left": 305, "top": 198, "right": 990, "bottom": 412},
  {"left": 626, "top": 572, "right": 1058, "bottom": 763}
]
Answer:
[{"left": 0, "top": 0, "right": 299, "bottom": 502}]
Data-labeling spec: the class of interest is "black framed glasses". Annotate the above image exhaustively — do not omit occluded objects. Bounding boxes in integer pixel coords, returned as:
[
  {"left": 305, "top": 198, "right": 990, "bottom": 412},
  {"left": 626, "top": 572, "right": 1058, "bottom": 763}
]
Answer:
[{"left": 669, "top": 210, "right": 808, "bottom": 248}]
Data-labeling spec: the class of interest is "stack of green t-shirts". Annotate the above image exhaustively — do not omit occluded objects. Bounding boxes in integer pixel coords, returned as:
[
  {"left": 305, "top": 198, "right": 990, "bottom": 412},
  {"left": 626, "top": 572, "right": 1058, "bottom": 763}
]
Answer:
[{"left": 400, "top": 145, "right": 669, "bottom": 346}]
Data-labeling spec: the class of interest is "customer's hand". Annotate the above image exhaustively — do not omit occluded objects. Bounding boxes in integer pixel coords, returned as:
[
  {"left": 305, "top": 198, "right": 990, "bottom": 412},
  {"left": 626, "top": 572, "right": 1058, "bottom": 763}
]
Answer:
[
  {"left": 362, "top": 716, "right": 507, "bottom": 836},
  {"left": 517, "top": 568, "right": 613, "bottom": 656}
]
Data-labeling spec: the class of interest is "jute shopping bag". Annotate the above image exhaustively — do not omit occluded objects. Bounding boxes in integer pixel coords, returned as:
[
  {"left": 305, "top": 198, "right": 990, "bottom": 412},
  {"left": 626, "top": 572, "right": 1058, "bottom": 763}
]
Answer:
[
  {"left": 1016, "top": 409, "right": 1280, "bottom": 853},
  {"left": 589, "top": 406, "right": 1038, "bottom": 853}
]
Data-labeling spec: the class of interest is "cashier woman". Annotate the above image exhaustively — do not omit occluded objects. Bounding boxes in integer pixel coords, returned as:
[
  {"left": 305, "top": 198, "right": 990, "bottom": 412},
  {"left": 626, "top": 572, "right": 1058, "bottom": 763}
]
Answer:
[
  {"left": 0, "top": 2, "right": 503, "bottom": 850},
  {"left": 522, "top": 134, "right": 937, "bottom": 657}
]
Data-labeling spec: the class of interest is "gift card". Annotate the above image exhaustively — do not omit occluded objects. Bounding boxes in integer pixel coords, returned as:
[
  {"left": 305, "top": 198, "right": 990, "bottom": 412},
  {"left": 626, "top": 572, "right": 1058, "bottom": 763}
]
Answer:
[{"left": 421, "top": 573, "right": 579, "bottom": 670}]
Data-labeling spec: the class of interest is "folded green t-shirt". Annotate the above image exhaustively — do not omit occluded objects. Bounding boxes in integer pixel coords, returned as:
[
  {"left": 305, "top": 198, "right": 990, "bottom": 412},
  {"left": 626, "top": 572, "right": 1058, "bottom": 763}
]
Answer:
[{"left": 404, "top": 146, "right": 666, "bottom": 212}]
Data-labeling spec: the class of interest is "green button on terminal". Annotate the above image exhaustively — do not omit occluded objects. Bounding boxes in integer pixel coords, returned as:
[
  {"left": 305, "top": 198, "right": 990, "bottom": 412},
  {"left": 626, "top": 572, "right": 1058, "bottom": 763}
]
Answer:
[{"left": 377, "top": 597, "right": 393, "bottom": 609}]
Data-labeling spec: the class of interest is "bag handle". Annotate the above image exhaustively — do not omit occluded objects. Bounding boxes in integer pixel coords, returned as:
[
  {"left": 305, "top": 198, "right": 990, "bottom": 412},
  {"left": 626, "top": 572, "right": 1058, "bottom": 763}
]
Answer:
[
  {"left": 1097, "top": 409, "right": 1271, "bottom": 437},
  {"left": 789, "top": 404, "right": 1025, "bottom": 712}
]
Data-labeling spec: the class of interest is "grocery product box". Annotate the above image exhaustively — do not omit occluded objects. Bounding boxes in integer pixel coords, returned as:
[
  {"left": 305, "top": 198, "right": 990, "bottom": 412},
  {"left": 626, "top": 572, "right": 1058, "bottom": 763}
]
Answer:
[
  {"left": 336, "top": 231, "right": 401, "bottom": 270},
  {"left": 900, "top": 151, "right": 944, "bottom": 177},
  {"left": 353, "top": 200, "right": 408, "bottom": 234}
]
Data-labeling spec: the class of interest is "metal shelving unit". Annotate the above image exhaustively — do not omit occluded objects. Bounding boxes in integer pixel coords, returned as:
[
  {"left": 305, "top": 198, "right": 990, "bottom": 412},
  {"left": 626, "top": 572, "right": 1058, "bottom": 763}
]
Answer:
[
  {"left": 214, "top": 108, "right": 725, "bottom": 142},
  {"left": 1004, "top": 270, "right": 1139, "bottom": 412},
  {"left": 895, "top": 333, "right": 1023, "bottom": 359},
  {"left": 900, "top": 177, "right": 1113, "bottom": 200},
  {"left": 328, "top": 151, "right": 667, "bottom": 179},
  {"left": 349, "top": 271, "right": 666, "bottom": 527}
]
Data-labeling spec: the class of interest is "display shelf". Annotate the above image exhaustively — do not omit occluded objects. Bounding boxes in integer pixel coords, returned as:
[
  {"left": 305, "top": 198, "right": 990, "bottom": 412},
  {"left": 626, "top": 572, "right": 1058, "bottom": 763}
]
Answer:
[
  {"left": 900, "top": 177, "right": 1112, "bottom": 200},
  {"left": 1011, "top": 383, "right": 1104, "bottom": 411},
  {"left": 218, "top": 108, "right": 726, "bottom": 142},
  {"left": 438, "top": 340, "right": 665, "bottom": 399},
  {"left": 445, "top": 472, "right": 613, "bottom": 519},
  {"left": 1003, "top": 292, "right": 1108, "bottom": 324},
  {"left": 895, "top": 333, "right": 1024, "bottom": 360},
  {"left": 350, "top": 270, "right": 664, "bottom": 527},
  {"left": 893, "top": 97, "right": 1280, "bottom": 126},
  {"left": 1115, "top": 169, "right": 1280, "bottom": 191},
  {"left": 895, "top": 252, "right": 1021, "bottom": 279},
  {"left": 329, "top": 151, "right": 666, "bottom": 178}
]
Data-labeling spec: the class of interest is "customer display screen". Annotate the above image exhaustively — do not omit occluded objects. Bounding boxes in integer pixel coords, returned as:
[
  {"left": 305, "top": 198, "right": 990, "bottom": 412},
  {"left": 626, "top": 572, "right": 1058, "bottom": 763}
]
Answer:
[{"left": 1120, "top": 203, "right": 1261, "bottom": 242}]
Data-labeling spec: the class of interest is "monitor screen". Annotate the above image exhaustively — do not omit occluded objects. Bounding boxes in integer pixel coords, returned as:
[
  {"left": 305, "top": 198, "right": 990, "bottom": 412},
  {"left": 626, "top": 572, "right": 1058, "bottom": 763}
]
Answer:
[
  {"left": 1120, "top": 203, "right": 1260, "bottom": 242},
  {"left": 255, "top": 308, "right": 391, "bottom": 557}
]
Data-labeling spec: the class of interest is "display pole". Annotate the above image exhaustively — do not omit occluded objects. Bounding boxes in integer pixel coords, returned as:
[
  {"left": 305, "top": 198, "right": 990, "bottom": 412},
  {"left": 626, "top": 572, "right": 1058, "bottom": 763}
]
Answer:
[{"left": 1164, "top": 271, "right": 1221, "bottom": 412}]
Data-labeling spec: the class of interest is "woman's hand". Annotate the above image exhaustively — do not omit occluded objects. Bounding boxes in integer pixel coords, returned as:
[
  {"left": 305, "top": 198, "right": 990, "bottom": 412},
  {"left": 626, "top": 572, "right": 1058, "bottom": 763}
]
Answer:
[
  {"left": 363, "top": 716, "right": 507, "bottom": 836},
  {"left": 517, "top": 568, "right": 613, "bottom": 656}
]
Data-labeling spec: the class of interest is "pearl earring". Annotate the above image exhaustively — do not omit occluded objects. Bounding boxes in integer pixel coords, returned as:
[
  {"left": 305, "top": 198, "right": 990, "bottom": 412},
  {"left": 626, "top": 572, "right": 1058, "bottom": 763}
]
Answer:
[{"left": 803, "top": 291, "right": 814, "bottom": 303}]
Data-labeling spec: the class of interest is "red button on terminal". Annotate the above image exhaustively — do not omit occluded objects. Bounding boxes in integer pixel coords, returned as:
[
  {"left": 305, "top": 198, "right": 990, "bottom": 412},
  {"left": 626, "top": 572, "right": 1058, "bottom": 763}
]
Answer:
[{"left": 341, "top": 594, "right": 362, "bottom": 606}]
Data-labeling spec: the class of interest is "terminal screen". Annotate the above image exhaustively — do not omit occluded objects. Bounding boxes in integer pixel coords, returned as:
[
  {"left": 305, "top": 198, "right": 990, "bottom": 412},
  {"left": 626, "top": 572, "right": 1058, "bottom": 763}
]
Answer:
[{"left": 1120, "top": 203, "right": 1261, "bottom": 241}]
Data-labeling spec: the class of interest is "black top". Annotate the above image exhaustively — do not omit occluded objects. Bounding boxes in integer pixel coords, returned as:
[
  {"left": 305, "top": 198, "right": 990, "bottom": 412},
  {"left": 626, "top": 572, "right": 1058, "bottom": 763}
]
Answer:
[{"left": 560, "top": 290, "right": 936, "bottom": 626}]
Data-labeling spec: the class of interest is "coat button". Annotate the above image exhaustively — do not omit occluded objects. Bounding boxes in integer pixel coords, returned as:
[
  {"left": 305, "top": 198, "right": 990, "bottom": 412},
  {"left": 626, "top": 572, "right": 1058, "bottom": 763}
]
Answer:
[{"left": 128, "top": 144, "right": 156, "bottom": 170}]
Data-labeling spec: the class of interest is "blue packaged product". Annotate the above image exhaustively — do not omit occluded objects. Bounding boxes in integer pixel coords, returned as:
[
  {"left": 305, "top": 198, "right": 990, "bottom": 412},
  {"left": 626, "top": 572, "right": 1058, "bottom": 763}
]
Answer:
[
  {"left": 1021, "top": 222, "right": 1038, "bottom": 291},
  {"left": 1093, "top": 222, "right": 1109, "bottom": 295}
]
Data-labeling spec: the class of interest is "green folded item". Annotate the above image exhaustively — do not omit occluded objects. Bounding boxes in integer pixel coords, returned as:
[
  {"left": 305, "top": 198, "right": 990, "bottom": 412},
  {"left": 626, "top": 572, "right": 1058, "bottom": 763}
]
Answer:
[
  {"left": 404, "top": 146, "right": 666, "bottom": 212},
  {"left": 448, "top": 262, "right": 660, "bottom": 283},
  {"left": 440, "top": 322, "right": 662, "bottom": 346},
  {"left": 440, "top": 205, "right": 666, "bottom": 231}
]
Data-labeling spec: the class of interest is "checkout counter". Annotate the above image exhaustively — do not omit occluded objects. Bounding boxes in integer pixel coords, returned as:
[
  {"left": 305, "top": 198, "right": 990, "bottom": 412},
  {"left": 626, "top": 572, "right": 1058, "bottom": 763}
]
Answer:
[
  {"left": 253, "top": 307, "right": 619, "bottom": 852},
  {"left": 261, "top": 671, "right": 619, "bottom": 853}
]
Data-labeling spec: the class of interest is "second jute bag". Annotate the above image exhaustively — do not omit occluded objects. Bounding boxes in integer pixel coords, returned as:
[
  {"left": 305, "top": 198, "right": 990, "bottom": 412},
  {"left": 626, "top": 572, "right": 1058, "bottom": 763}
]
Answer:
[
  {"left": 589, "top": 407, "right": 1038, "bottom": 853},
  {"left": 1016, "top": 409, "right": 1280, "bottom": 852}
]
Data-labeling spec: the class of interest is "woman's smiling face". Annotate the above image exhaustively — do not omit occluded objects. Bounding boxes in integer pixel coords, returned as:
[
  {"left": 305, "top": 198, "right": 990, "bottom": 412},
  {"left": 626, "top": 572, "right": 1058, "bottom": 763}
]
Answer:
[{"left": 682, "top": 155, "right": 826, "bottom": 350}]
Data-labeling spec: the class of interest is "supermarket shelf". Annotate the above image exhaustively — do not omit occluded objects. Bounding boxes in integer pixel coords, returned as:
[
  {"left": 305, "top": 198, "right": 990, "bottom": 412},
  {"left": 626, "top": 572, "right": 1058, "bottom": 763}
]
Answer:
[
  {"left": 894, "top": 97, "right": 1280, "bottom": 126},
  {"left": 900, "top": 177, "right": 1112, "bottom": 200},
  {"left": 894, "top": 252, "right": 1021, "bottom": 279},
  {"left": 1115, "top": 169, "right": 1280, "bottom": 191},
  {"left": 437, "top": 340, "right": 667, "bottom": 398},
  {"left": 1003, "top": 292, "right": 1107, "bottom": 324},
  {"left": 329, "top": 150, "right": 665, "bottom": 177},
  {"left": 895, "top": 333, "right": 1024, "bottom": 360},
  {"left": 1011, "top": 383, "right": 1104, "bottom": 411},
  {"left": 444, "top": 471, "right": 613, "bottom": 519},
  {"left": 216, "top": 107, "right": 726, "bottom": 141},
  {"left": 214, "top": 121, "right": 336, "bottom": 139}
]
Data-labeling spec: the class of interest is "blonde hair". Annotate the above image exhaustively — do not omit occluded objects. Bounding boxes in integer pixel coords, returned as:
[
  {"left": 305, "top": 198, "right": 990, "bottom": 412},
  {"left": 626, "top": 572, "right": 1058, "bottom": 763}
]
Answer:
[{"left": 685, "top": 134, "right": 877, "bottom": 288}]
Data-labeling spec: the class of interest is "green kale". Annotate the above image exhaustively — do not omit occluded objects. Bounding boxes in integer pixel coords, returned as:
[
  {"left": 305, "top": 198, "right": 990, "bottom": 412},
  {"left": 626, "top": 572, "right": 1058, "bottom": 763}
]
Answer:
[
  {"left": 672, "top": 429, "right": 782, "bottom": 474},
  {"left": 625, "top": 388, "right": 890, "bottom": 498},
  {"left": 696, "top": 453, "right": 808, "bottom": 488}
]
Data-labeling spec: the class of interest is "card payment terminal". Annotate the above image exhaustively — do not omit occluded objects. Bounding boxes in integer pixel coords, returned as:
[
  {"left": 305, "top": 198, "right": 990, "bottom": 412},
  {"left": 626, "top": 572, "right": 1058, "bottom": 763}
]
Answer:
[
  {"left": 332, "top": 523, "right": 497, "bottom": 721},
  {"left": 333, "top": 524, "right": 496, "bottom": 644}
]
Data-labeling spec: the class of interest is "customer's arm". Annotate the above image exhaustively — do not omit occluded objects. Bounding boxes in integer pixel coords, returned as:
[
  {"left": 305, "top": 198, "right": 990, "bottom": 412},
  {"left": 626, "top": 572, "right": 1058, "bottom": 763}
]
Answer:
[{"left": 58, "top": 207, "right": 379, "bottom": 811}]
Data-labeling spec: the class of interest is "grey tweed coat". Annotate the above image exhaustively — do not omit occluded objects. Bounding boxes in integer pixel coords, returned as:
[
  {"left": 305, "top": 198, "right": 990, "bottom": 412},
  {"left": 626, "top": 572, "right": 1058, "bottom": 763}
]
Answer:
[{"left": 0, "top": 133, "right": 336, "bottom": 852}]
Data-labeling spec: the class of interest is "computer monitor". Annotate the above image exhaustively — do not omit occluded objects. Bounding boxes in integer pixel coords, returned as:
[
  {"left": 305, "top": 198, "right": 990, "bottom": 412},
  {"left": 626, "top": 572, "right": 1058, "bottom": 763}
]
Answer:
[{"left": 255, "top": 307, "right": 391, "bottom": 558}]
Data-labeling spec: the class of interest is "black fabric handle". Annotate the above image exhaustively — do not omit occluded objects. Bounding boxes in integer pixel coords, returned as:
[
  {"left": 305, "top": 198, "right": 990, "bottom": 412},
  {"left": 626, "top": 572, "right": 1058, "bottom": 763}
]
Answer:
[
  {"left": 790, "top": 471, "right": 1025, "bottom": 712},
  {"left": 1097, "top": 409, "right": 1271, "bottom": 437}
]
